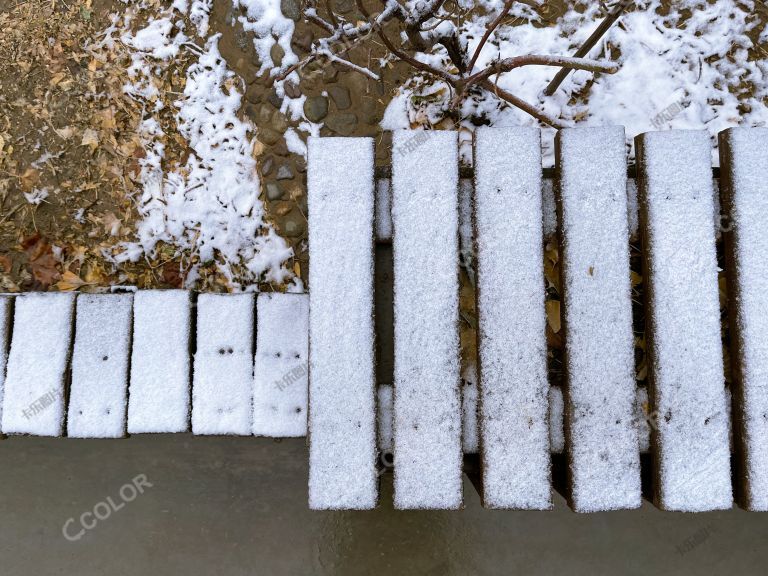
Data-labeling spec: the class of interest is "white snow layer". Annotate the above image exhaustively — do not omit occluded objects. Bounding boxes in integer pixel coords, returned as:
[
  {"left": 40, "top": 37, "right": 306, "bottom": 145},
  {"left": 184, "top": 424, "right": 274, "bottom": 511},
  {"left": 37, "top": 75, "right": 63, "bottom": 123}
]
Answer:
[
  {"left": 0, "top": 296, "right": 11, "bottom": 427},
  {"left": 392, "top": 130, "right": 463, "bottom": 510},
  {"left": 557, "top": 126, "right": 641, "bottom": 512},
  {"left": 109, "top": 2, "right": 293, "bottom": 289},
  {"left": 473, "top": 127, "right": 552, "bottom": 509},
  {"left": 637, "top": 130, "right": 732, "bottom": 511},
  {"left": 719, "top": 127, "right": 768, "bottom": 511},
  {"left": 307, "top": 137, "right": 378, "bottom": 510},
  {"left": 253, "top": 292, "right": 309, "bottom": 437},
  {"left": 192, "top": 293, "right": 255, "bottom": 435},
  {"left": 2, "top": 293, "right": 75, "bottom": 436},
  {"left": 233, "top": 0, "right": 298, "bottom": 75},
  {"left": 384, "top": 0, "right": 767, "bottom": 166},
  {"left": 127, "top": 290, "right": 192, "bottom": 433},
  {"left": 67, "top": 294, "right": 133, "bottom": 438}
]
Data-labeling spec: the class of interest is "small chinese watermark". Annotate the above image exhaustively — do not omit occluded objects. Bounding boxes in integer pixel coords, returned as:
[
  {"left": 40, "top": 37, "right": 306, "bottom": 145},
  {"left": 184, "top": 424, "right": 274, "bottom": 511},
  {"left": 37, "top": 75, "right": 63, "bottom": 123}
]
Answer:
[
  {"left": 275, "top": 362, "right": 308, "bottom": 392},
  {"left": 22, "top": 388, "right": 59, "bottom": 420},
  {"left": 651, "top": 99, "right": 686, "bottom": 130},
  {"left": 676, "top": 523, "right": 716, "bottom": 556}
]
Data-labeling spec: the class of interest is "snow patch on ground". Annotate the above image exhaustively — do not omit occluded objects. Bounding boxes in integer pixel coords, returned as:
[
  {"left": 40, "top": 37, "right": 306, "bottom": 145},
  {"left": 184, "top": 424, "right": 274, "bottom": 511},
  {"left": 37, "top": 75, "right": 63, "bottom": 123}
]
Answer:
[
  {"left": 102, "top": 1, "right": 294, "bottom": 289},
  {"left": 384, "top": 0, "right": 768, "bottom": 165}
]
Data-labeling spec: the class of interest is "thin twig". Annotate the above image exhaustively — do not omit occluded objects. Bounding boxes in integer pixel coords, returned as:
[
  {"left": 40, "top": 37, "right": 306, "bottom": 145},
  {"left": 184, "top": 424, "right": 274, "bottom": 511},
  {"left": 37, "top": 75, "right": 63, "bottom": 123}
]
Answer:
[
  {"left": 466, "top": 54, "right": 619, "bottom": 88},
  {"left": 480, "top": 78, "right": 568, "bottom": 129},
  {"left": 376, "top": 27, "right": 456, "bottom": 84},
  {"left": 543, "top": 0, "right": 631, "bottom": 95},
  {"left": 323, "top": 51, "right": 381, "bottom": 80},
  {"left": 467, "top": 0, "right": 514, "bottom": 74}
]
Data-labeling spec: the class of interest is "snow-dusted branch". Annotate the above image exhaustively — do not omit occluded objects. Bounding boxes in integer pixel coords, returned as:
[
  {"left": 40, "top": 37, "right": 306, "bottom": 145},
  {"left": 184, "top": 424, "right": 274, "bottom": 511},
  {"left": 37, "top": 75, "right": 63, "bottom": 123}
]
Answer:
[
  {"left": 276, "top": 0, "right": 620, "bottom": 128},
  {"left": 466, "top": 0, "right": 515, "bottom": 74},
  {"left": 464, "top": 55, "right": 619, "bottom": 90}
]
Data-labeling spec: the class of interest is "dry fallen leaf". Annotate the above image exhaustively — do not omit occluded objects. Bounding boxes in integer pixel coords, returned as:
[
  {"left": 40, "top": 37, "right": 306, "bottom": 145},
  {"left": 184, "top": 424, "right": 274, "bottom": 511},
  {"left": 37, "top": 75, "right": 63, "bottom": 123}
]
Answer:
[
  {"left": 545, "top": 299, "right": 561, "bottom": 334},
  {"left": 19, "top": 167, "right": 40, "bottom": 191},
  {"left": 81, "top": 128, "right": 100, "bottom": 151},
  {"left": 55, "top": 270, "right": 92, "bottom": 291},
  {"left": 21, "top": 233, "right": 60, "bottom": 287},
  {"left": 0, "top": 253, "right": 11, "bottom": 273}
]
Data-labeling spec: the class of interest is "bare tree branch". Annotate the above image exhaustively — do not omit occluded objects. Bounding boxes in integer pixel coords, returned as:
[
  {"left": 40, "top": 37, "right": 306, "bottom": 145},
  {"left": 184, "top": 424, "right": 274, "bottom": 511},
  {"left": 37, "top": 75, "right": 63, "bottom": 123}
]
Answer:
[
  {"left": 466, "top": 0, "right": 515, "bottom": 74},
  {"left": 480, "top": 79, "right": 568, "bottom": 129},
  {"left": 465, "top": 54, "right": 619, "bottom": 89},
  {"left": 376, "top": 26, "right": 457, "bottom": 84},
  {"left": 404, "top": 0, "right": 447, "bottom": 28},
  {"left": 276, "top": 0, "right": 618, "bottom": 129}
]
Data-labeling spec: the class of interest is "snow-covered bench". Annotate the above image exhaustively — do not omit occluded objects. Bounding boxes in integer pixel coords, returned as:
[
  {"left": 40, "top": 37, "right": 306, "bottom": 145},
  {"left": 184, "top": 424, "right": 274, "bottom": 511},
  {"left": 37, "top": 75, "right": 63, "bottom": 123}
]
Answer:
[{"left": 0, "top": 127, "right": 765, "bottom": 513}]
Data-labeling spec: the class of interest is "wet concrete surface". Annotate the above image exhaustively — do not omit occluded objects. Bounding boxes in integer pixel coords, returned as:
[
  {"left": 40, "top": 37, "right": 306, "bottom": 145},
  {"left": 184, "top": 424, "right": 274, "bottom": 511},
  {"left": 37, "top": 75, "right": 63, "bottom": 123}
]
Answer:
[{"left": 0, "top": 435, "right": 766, "bottom": 576}]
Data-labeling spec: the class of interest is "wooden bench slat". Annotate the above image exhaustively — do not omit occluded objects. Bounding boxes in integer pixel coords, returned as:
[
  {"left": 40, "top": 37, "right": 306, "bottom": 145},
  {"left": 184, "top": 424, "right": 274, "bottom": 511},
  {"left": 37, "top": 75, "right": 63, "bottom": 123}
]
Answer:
[
  {"left": 2, "top": 293, "right": 75, "bottom": 436},
  {"left": 636, "top": 130, "right": 732, "bottom": 511},
  {"left": 253, "top": 292, "right": 308, "bottom": 437},
  {"left": 474, "top": 126, "right": 552, "bottom": 509},
  {"left": 127, "top": 290, "right": 192, "bottom": 433},
  {"left": 192, "top": 293, "right": 254, "bottom": 435},
  {"left": 719, "top": 126, "right": 768, "bottom": 511},
  {"left": 392, "top": 130, "right": 463, "bottom": 510},
  {"left": 556, "top": 126, "right": 641, "bottom": 512},
  {"left": 307, "top": 137, "right": 378, "bottom": 510},
  {"left": 67, "top": 294, "right": 132, "bottom": 438}
]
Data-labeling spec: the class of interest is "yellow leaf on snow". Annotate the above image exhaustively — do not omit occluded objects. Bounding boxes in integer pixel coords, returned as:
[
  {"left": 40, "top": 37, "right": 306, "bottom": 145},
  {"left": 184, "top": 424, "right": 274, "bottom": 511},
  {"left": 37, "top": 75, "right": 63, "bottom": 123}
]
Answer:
[{"left": 545, "top": 300, "right": 561, "bottom": 334}]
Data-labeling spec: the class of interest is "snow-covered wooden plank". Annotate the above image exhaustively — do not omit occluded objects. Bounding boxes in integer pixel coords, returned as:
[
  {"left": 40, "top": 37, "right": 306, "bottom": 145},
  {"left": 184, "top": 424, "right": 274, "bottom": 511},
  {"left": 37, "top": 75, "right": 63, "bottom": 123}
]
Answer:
[
  {"left": 127, "top": 290, "right": 192, "bottom": 434},
  {"left": 636, "top": 130, "right": 732, "bottom": 511},
  {"left": 307, "top": 137, "right": 377, "bottom": 510},
  {"left": 253, "top": 292, "right": 308, "bottom": 437},
  {"left": 556, "top": 126, "right": 641, "bottom": 512},
  {"left": 0, "top": 295, "right": 13, "bottom": 427},
  {"left": 719, "top": 127, "right": 768, "bottom": 511},
  {"left": 192, "top": 293, "right": 254, "bottom": 436},
  {"left": 392, "top": 130, "right": 462, "bottom": 510},
  {"left": 473, "top": 126, "right": 551, "bottom": 509},
  {"left": 67, "top": 294, "right": 132, "bottom": 438},
  {"left": 2, "top": 293, "right": 75, "bottom": 436}
]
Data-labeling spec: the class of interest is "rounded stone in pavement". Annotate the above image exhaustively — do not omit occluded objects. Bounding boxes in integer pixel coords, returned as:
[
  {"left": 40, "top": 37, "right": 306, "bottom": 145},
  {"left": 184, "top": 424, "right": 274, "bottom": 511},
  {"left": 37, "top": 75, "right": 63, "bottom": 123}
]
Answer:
[
  {"left": 276, "top": 165, "right": 294, "bottom": 180},
  {"left": 291, "top": 28, "right": 314, "bottom": 53},
  {"left": 267, "top": 89, "right": 283, "bottom": 109},
  {"left": 281, "top": 0, "right": 302, "bottom": 21},
  {"left": 304, "top": 96, "right": 329, "bottom": 122},
  {"left": 324, "top": 113, "right": 358, "bottom": 136},
  {"left": 270, "top": 43, "right": 285, "bottom": 68},
  {"left": 322, "top": 66, "right": 338, "bottom": 83},
  {"left": 327, "top": 85, "right": 351, "bottom": 110},
  {"left": 282, "top": 213, "right": 306, "bottom": 238},
  {"left": 261, "top": 156, "right": 274, "bottom": 176},
  {"left": 284, "top": 81, "right": 301, "bottom": 99},
  {"left": 258, "top": 128, "right": 281, "bottom": 146},
  {"left": 266, "top": 182, "right": 284, "bottom": 201}
]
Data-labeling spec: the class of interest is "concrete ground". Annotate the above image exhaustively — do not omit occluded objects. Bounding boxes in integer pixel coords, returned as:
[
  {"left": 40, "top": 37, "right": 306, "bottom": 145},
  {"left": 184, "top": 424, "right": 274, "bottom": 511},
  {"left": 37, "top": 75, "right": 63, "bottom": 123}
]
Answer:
[{"left": 0, "top": 435, "right": 766, "bottom": 576}]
